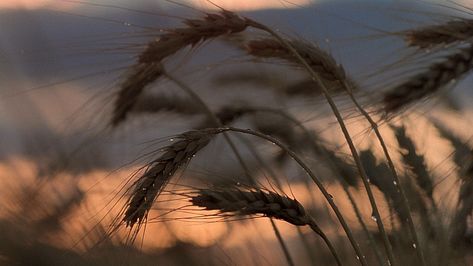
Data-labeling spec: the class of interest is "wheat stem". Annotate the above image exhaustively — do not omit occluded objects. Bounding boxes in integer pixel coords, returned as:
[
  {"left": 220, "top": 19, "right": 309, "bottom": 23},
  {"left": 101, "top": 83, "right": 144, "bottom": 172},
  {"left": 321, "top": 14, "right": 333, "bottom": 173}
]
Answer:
[
  {"left": 245, "top": 20, "right": 383, "bottom": 266},
  {"left": 164, "top": 72, "right": 295, "bottom": 266},
  {"left": 309, "top": 221, "right": 342, "bottom": 266},
  {"left": 343, "top": 186, "right": 386, "bottom": 266},
  {"left": 216, "top": 126, "right": 360, "bottom": 265},
  {"left": 345, "top": 86, "right": 426, "bottom": 266}
]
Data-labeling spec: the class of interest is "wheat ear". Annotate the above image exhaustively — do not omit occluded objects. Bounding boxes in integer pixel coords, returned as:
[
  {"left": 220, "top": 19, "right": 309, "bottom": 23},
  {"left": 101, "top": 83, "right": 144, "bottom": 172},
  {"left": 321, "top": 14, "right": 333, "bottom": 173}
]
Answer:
[
  {"left": 403, "top": 19, "right": 473, "bottom": 48},
  {"left": 392, "top": 125, "right": 435, "bottom": 204},
  {"left": 191, "top": 187, "right": 342, "bottom": 266},
  {"left": 384, "top": 44, "right": 473, "bottom": 113},
  {"left": 213, "top": 126, "right": 364, "bottom": 265},
  {"left": 112, "top": 11, "right": 250, "bottom": 126},
  {"left": 450, "top": 151, "right": 473, "bottom": 245},
  {"left": 240, "top": 27, "right": 383, "bottom": 264},
  {"left": 131, "top": 93, "right": 202, "bottom": 115},
  {"left": 162, "top": 72, "right": 296, "bottom": 266},
  {"left": 123, "top": 129, "right": 222, "bottom": 227}
]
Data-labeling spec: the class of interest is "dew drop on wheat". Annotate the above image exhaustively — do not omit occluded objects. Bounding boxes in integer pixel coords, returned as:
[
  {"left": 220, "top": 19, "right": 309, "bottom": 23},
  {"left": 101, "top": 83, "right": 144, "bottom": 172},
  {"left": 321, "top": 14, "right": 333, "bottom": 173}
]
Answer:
[
  {"left": 393, "top": 181, "right": 397, "bottom": 186},
  {"left": 169, "top": 138, "right": 174, "bottom": 142},
  {"left": 412, "top": 243, "right": 417, "bottom": 249},
  {"left": 371, "top": 215, "right": 377, "bottom": 222}
]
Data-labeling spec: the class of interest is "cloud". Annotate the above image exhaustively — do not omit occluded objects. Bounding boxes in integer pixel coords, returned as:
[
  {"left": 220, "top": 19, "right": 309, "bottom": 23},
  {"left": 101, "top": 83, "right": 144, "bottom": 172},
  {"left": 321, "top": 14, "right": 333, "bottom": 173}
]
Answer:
[{"left": 0, "top": 0, "right": 78, "bottom": 10}]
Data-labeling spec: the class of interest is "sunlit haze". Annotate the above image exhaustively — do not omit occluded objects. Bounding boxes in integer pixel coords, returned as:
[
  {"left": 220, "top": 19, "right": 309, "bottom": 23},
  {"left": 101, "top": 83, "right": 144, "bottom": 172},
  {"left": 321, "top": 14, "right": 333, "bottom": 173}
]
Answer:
[{"left": 0, "top": 0, "right": 311, "bottom": 11}]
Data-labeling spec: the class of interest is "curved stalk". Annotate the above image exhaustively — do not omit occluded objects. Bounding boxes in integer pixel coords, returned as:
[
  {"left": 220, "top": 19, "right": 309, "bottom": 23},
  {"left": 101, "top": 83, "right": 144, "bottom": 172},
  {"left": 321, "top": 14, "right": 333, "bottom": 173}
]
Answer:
[
  {"left": 164, "top": 72, "right": 295, "bottom": 266},
  {"left": 244, "top": 20, "right": 387, "bottom": 266},
  {"left": 344, "top": 87, "right": 426, "bottom": 266},
  {"left": 309, "top": 220, "right": 343, "bottom": 266},
  {"left": 218, "top": 126, "right": 364, "bottom": 265}
]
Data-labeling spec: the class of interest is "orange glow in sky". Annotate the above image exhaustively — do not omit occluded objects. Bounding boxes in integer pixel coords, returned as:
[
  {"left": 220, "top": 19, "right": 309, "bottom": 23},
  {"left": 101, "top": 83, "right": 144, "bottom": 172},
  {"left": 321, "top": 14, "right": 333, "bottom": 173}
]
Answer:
[
  {"left": 0, "top": 0, "right": 310, "bottom": 11},
  {"left": 0, "top": 0, "right": 73, "bottom": 10}
]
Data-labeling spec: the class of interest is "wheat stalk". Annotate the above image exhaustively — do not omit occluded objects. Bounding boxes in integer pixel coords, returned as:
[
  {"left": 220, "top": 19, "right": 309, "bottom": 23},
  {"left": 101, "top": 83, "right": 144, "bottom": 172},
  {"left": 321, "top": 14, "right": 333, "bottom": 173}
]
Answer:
[
  {"left": 384, "top": 44, "right": 473, "bottom": 113},
  {"left": 241, "top": 31, "right": 390, "bottom": 265},
  {"left": 123, "top": 129, "right": 222, "bottom": 227},
  {"left": 450, "top": 150, "right": 473, "bottom": 246},
  {"left": 403, "top": 19, "right": 473, "bottom": 48},
  {"left": 131, "top": 93, "right": 202, "bottom": 115},
  {"left": 112, "top": 11, "right": 251, "bottom": 126},
  {"left": 191, "top": 187, "right": 342, "bottom": 266},
  {"left": 392, "top": 125, "right": 435, "bottom": 204},
  {"left": 246, "top": 38, "right": 349, "bottom": 87},
  {"left": 191, "top": 188, "right": 311, "bottom": 225}
]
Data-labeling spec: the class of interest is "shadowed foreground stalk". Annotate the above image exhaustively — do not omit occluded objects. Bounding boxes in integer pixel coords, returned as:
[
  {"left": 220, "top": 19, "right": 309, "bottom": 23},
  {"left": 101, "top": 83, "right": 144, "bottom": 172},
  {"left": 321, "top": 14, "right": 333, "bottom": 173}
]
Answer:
[
  {"left": 244, "top": 20, "right": 385, "bottom": 266},
  {"left": 191, "top": 188, "right": 342, "bottom": 266},
  {"left": 164, "top": 72, "right": 295, "bottom": 266}
]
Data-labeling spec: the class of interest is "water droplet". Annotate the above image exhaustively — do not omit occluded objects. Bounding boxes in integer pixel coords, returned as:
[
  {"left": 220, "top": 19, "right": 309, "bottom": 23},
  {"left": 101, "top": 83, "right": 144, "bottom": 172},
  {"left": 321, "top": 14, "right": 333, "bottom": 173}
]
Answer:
[
  {"left": 371, "top": 215, "right": 377, "bottom": 222},
  {"left": 169, "top": 138, "right": 174, "bottom": 142},
  {"left": 412, "top": 243, "right": 417, "bottom": 249},
  {"left": 328, "top": 194, "right": 334, "bottom": 199},
  {"left": 356, "top": 256, "right": 360, "bottom": 260},
  {"left": 393, "top": 181, "right": 397, "bottom": 186},
  {"left": 124, "top": 22, "right": 131, "bottom": 26},
  {"left": 236, "top": 182, "right": 241, "bottom": 186}
]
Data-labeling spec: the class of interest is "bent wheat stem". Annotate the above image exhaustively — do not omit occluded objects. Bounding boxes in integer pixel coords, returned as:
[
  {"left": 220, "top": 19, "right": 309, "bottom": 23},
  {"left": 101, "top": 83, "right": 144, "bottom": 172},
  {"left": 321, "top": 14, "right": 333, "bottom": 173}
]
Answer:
[
  {"left": 217, "top": 126, "right": 361, "bottom": 265},
  {"left": 244, "top": 20, "right": 384, "bottom": 266},
  {"left": 164, "top": 72, "right": 295, "bottom": 266}
]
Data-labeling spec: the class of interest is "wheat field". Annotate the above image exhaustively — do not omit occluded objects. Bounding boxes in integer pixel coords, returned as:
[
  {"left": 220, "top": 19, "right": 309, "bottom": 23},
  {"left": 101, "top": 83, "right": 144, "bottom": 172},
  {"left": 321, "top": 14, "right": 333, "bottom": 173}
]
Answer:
[{"left": 1, "top": 1, "right": 473, "bottom": 265}]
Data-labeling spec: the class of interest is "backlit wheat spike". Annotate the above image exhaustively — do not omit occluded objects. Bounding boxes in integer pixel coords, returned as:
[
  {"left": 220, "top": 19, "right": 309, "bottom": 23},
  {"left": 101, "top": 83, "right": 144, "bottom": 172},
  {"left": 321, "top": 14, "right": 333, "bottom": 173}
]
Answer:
[
  {"left": 384, "top": 44, "right": 473, "bottom": 113},
  {"left": 392, "top": 125, "right": 434, "bottom": 201},
  {"left": 112, "top": 11, "right": 250, "bottom": 126},
  {"left": 450, "top": 149, "right": 473, "bottom": 245},
  {"left": 246, "top": 38, "right": 347, "bottom": 86},
  {"left": 191, "top": 187, "right": 312, "bottom": 226},
  {"left": 404, "top": 19, "right": 473, "bottom": 48},
  {"left": 124, "top": 129, "right": 221, "bottom": 227},
  {"left": 131, "top": 93, "right": 203, "bottom": 115}
]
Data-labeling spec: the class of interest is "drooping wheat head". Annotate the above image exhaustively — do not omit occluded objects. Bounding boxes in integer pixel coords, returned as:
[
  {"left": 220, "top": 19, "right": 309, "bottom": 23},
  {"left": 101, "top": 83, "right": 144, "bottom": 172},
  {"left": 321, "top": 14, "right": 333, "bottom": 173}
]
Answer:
[
  {"left": 190, "top": 187, "right": 312, "bottom": 226},
  {"left": 245, "top": 38, "right": 350, "bottom": 90},
  {"left": 112, "top": 11, "right": 251, "bottom": 126},
  {"left": 392, "top": 125, "right": 434, "bottom": 203},
  {"left": 403, "top": 19, "right": 473, "bottom": 48},
  {"left": 383, "top": 44, "right": 473, "bottom": 113},
  {"left": 123, "top": 129, "right": 221, "bottom": 227}
]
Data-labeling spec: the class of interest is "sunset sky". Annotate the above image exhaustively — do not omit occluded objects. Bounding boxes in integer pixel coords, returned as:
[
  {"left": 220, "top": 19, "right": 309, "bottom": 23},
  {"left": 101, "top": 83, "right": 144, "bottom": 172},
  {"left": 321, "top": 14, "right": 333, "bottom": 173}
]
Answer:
[{"left": 0, "top": 0, "right": 312, "bottom": 11}]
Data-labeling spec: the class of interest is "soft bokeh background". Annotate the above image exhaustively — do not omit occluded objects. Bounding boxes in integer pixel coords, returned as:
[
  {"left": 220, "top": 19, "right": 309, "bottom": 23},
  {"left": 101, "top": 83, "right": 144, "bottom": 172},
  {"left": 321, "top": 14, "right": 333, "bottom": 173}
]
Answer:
[{"left": 1, "top": 1, "right": 473, "bottom": 265}]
